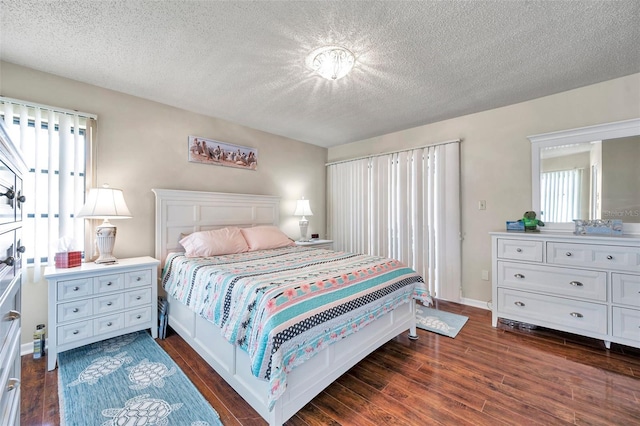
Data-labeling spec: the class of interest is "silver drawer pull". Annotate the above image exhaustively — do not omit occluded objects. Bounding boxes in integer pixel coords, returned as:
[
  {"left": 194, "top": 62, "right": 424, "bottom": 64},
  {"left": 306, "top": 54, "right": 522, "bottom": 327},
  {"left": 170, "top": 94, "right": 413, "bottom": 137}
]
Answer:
[
  {"left": 136, "top": 296, "right": 142, "bottom": 300},
  {"left": 72, "top": 308, "right": 79, "bottom": 313},
  {"left": 569, "top": 281, "right": 583, "bottom": 287},
  {"left": 6, "top": 310, "right": 20, "bottom": 321},
  {"left": 565, "top": 252, "right": 572, "bottom": 257},
  {"left": 514, "top": 301, "right": 525, "bottom": 307},
  {"left": 514, "top": 273, "right": 525, "bottom": 279},
  {"left": 606, "top": 255, "right": 613, "bottom": 260},
  {"left": 107, "top": 322, "right": 113, "bottom": 326},
  {"left": 516, "top": 248, "right": 522, "bottom": 253},
  {"left": 136, "top": 315, "right": 142, "bottom": 319},
  {"left": 106, "top": 302, "right": 113, "bottom": 306},
  {"left": 73, "top": 286, "right": 79, "bottom": 291},
  {"left": 73, "top": 330, "right": 79, "bottom": 335},
  {"left": 1, "top": 256, "right": 15, "bottom": 267},
  {"left": 570, "top": 312, "right": 583, "bottom": 318},
  {"left": 6, "top": 378, "right": 20, "bottom": 392},
  {"left": 136, "top": 277, "right": 142, "bottom": 281},
  {"left": 107, "top": 281, "right": 113, "bottom": 286}
]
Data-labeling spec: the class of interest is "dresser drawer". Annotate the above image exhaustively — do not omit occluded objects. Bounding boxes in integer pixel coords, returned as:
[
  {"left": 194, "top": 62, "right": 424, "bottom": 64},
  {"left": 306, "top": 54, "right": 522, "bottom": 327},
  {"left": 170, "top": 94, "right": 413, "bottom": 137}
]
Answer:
[
  {"left": 0, "top": 159, "right": 15, "bottom": 225},
  {"left": 498, "top": 261, "right": 607, "bottom": 301},
  {"left": 0, "top": 230, "right": 15, "bottom": 298},
  {"left": 547, "top": 242, "right": 640, "bottom": 273},
  {"left": 497, "top": 288, "right": 607, "bottom": 334},
  {"left": 125, "top": 269, "right": 152, "bottom": 287},
  {"left": 612, "top": 273, "right": 640, "bottom": 308},
  {"left": 57, "top": 299, "right": 93, "bottom": 323},
  {"left": 93, "top": 293, "right": 125, "bottom": 315},
  {"left": 0, "top": 324, "right": 20, "bottom": 426},
  {"left": 94, "top": 313, "right": 124, "bottom": 336},
  {"left": 612, "top": 307, "right": 640, "bottom": 342},
  {"left": 125, "top": 306, "right": 152, "bottom": 328},
  {"left": 57, "top": 278, "right": 93, "bottom": 301},
  {"left": 0, "top": 280, "right": 19, "bottom": 353},
  {"left": 497, "top": 239, "right": 543, "bottom": 262},
  {"left": 94, "top": 273, "right": 125, "bottom": 294},
  {"left": 125, "top": 288, "right": 151, "bottom": 308},
  {"left": 58, "top": 320, "right": 93, "bottom": 345}
]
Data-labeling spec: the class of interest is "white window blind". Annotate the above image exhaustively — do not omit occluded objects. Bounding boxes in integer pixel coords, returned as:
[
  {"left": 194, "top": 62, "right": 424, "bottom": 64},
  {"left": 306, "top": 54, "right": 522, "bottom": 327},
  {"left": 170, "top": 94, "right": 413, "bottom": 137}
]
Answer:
[
  {"left": 1, "top": 97, "right": 96, "bottom": 280},
  {"left": 327, "top": 141, "right": 461, "bottom": 301},
  {"left": 541, "top": 169, "right": 583, "bottom": 222}
]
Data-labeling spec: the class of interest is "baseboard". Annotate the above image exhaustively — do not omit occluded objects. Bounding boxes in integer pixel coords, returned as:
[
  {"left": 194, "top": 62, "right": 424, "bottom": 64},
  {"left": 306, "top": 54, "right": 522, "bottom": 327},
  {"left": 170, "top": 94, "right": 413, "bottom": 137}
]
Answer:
[
  {"left": 458, "top": 297, "right": 491, "bottom": 311},
  {"left": 21, "top": 339, "right": 47, "bottom": 357}
]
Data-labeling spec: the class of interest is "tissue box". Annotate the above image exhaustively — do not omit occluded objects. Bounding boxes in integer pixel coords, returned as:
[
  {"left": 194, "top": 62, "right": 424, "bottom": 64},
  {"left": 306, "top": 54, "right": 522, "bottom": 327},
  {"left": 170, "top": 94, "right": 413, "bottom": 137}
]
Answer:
[
  {"left": 506, "top": 221, "right": 525, "bottom": 232},
  {"left": 55, "top": 251, "right": 81, "bottom": 268}
]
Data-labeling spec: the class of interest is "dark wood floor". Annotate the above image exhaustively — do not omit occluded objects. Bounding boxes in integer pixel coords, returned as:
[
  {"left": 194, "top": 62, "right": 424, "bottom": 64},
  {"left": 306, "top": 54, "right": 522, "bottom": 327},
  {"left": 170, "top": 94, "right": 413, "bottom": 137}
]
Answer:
[{"left": 21, "top": 300, "right": 640, "bottom": 425}]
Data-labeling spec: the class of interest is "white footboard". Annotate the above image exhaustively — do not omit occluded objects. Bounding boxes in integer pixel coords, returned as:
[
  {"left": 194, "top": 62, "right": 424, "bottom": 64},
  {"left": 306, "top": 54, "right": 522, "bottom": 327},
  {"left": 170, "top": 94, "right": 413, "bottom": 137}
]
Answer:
[{"left": 167, "top": 296, "right": 417, "bottom": 425}]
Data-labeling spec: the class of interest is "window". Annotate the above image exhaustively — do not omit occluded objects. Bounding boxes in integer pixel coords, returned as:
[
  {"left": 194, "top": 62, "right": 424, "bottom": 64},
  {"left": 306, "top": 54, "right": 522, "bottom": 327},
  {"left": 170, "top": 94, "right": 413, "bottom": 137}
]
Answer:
[
  {"left": 327, "top": 142, "right": 461, "bottom": 301},
  {"left": 1, "top": 97, "right": 96, "bottom": 278}
]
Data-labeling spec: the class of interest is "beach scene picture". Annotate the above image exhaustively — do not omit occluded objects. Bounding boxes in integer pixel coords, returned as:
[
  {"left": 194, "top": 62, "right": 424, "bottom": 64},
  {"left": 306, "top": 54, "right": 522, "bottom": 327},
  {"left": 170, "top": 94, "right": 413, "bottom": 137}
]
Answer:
[{"left": 188, "top": 135, "right": 258, "bottom": 170}]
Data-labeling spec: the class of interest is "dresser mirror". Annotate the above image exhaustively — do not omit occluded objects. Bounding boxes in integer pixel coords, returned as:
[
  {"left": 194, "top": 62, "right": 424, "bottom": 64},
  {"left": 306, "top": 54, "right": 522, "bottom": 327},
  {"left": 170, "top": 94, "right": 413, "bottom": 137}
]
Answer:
[{"left": 529, "top": 118, "right": 640, "bottom": 235}]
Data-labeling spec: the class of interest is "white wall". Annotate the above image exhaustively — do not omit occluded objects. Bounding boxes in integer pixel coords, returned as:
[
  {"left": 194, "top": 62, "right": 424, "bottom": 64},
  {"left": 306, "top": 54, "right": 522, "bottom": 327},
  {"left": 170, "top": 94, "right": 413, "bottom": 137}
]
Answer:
[
  {"left": 0, "top": 61, "right": 328, "bottom": 346},
  {"left": 328, "top": 73, "right": 640, "bottom": 305}
]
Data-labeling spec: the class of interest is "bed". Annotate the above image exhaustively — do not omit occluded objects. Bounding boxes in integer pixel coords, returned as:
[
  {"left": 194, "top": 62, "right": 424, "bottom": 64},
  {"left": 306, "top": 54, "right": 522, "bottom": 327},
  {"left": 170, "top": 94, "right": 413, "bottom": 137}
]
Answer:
[{"left": 153, "top": 189, "right": 428, "bottom": 425}]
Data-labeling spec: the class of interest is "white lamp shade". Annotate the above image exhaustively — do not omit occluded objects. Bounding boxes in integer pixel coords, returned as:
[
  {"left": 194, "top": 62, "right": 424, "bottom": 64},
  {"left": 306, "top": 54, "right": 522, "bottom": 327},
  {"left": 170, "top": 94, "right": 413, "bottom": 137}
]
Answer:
[
  {"left": 294, "top": 199, "right": 313, "bottom": 217},
  {"left": 77, "top": 185, "right": 132, "bottom": 219}
]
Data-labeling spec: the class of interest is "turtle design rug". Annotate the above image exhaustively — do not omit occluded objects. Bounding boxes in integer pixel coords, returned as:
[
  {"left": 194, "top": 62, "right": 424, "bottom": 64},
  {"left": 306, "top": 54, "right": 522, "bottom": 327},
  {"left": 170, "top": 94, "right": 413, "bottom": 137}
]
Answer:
[
  {"left": 415, "top": 306, "right": 469, "bottom": 338},
  {"left": 57, "top": 330, "right": 222, "bottom": 425}
]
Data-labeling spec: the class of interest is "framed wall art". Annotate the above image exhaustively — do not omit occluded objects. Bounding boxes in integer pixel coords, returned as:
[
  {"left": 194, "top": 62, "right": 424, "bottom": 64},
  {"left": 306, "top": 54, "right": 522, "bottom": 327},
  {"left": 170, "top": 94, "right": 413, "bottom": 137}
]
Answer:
[{"left": 188, "top": 135, "right": 258, "bottom": 170}]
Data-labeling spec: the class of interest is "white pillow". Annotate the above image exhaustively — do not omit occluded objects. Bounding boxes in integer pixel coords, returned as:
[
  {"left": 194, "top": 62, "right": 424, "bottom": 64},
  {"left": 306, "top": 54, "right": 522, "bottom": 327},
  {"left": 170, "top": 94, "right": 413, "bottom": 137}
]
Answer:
[
  {"left": 179, "top": 227, "right": 249, "bottom": 257},
  {"left": 240, "top": 226, "right": 295, "bottom": 251}
]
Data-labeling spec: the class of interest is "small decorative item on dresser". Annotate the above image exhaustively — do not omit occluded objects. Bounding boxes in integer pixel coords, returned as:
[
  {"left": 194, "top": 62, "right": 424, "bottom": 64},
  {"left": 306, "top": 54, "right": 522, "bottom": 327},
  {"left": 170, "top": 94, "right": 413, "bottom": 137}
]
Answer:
[
  {"left": 574, "top": 219, "right": 623, "bottom": 236},
  {"left": 520, "top": 211, "right": 544, "bottom": 232},
  {"left": 54, "top": 251, "right": 82, "bottom": 268}
]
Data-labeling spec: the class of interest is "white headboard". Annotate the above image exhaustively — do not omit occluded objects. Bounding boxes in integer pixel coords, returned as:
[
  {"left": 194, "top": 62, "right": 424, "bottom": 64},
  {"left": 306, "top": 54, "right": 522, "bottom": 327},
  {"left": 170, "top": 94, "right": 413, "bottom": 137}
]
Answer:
[{"left": 152, "top": 189, "right": 280, "bottom": 265}]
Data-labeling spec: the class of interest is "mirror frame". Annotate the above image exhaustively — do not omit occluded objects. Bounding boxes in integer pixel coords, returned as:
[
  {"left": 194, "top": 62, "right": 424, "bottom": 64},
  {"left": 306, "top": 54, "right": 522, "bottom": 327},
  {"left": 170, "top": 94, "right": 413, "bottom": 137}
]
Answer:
[{"left": 529, "top": 118, "right": 640, "bottom": 235}]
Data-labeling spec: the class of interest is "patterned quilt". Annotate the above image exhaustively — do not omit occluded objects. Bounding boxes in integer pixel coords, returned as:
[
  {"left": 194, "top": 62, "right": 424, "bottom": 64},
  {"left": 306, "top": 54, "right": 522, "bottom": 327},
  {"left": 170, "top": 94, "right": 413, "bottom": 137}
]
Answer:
[{"left": 161, "top": 246, "right": 429, "bottom": 408}]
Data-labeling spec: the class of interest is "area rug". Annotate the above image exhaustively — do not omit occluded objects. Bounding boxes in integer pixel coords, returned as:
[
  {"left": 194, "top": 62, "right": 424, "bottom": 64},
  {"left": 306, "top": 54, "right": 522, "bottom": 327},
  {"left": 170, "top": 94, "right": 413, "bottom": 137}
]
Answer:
[
  {"left": 416, "top": 307, "right": 469, "bottom": 338},
  {"left": 58, "top": 330, "right": 222, "bottom": 426}
]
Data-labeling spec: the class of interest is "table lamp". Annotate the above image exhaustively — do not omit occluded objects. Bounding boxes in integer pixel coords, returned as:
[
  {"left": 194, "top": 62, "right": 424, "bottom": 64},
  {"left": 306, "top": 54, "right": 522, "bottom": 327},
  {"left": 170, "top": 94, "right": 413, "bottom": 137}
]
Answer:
[
  {"left": 294, "top": 197, "right": 313, "bottom": 241},
  {"left": 76, "top": 184, "right": 132, "bottom": 264}
]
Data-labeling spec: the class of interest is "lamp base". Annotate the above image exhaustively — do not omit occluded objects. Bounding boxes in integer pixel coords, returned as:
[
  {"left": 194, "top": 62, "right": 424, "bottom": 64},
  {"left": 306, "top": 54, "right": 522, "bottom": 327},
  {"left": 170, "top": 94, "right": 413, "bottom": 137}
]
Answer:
[
  {"left": 298, "top": 218, "right": 309, "bottom": 242},
  {"left": 94, "top": 221, "right": 118, "bottom": 264}
]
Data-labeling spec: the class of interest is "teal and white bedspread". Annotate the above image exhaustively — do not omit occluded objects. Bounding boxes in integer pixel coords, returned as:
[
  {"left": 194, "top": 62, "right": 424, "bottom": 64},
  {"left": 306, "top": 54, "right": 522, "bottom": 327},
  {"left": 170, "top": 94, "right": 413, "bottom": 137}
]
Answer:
[{"left": 161, "top": 246, "right": 428, "bottom": 408}]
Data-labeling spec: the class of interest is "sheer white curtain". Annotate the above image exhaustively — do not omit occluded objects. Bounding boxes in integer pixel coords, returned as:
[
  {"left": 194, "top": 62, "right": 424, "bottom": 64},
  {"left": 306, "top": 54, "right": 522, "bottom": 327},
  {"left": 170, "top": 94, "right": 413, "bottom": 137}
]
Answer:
[
  {"left": 1, "top": 97, "right": 95, "bottom": 280},
  {"left": 327, "top": 141, "right": 461, "bottom": 301},
  {"left": 541, "top": 169, "right": 583, "bottom": 222}
]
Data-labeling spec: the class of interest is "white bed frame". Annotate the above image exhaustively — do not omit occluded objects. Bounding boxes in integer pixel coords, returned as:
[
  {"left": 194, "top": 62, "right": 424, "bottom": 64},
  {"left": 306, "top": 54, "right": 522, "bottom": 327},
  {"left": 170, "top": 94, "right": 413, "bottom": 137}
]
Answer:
[{"left": 153, "top": 188, "right": 417, "bottom": 425}]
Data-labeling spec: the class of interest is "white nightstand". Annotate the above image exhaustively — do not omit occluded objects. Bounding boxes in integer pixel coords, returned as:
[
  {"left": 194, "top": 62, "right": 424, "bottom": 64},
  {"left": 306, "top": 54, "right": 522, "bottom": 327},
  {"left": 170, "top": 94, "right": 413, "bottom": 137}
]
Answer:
[
  {"left": 295, "top": 239, "right": 334, "bottom": 250},
  {"left": 44, "top": 256, "right": 160, "bottom": 371}
]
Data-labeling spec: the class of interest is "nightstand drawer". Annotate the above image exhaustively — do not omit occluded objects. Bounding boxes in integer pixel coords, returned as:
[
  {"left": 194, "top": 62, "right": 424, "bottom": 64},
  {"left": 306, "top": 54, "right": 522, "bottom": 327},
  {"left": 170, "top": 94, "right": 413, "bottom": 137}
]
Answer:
[
  {"left": 58, "top": 321, "right": 93, "bottom": 345},
  {"left": 125, "top": 269, "right": 152, "bottom": 287},
  {"left": 125, "top": 288, "right": 151, "bottom": 308},
  {"left": 93, "top": 293, "right": 125, "bottom": 315},
  {"left": 94, "top": 313, "right": 124, "bottom": 335},
  {"left": 58, "top": 299, "right": 93, "bottom": 322},
  {"left": 58, "top": 278, "right": 93, "bottom": 301},
  {"left": 94, "top": 273, "right": 124, "bottom": 294},
  {"left": 125, "top": 307, "right": 151, "bottom": 327}
]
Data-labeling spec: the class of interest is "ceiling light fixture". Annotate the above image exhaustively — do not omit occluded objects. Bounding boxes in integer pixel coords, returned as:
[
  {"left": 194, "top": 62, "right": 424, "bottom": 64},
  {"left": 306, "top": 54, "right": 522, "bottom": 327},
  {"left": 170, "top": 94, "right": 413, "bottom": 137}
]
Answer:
[{"left": 306, "top": 45, "right": 355, "bottom": 80}]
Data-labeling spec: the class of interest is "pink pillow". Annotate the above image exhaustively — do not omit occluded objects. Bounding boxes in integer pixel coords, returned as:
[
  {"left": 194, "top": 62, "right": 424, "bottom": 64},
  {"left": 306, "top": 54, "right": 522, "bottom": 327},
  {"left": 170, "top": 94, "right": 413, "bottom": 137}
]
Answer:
[
  {"left": 240, "top": 226, "right": 295, "bottom": 251},
  {"left": 179, "top": 227, "right": 249, "bottom": 257}
]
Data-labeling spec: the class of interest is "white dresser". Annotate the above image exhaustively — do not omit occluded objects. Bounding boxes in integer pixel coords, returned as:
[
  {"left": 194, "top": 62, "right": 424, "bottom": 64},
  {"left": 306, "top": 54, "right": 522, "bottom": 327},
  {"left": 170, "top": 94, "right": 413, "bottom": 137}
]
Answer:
[
  {"left": 491, "top": 232, "right": 640, "bottom": 349},
  {"left": 0, "top": 120, "right": 26, "bottom": 425},
  {"left": 44, "top": 256, "right": 160, "bottom": 371}
]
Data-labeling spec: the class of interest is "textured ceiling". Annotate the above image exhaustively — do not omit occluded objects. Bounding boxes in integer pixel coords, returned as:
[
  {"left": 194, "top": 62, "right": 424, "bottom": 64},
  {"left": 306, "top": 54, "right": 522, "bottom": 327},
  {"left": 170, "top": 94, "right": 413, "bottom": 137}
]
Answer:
[{"left": 1, "top": 1, "right": 639, "bottom": 148}]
